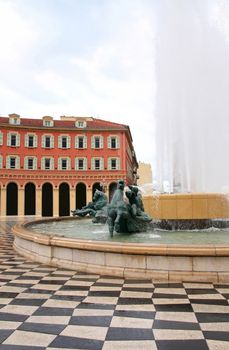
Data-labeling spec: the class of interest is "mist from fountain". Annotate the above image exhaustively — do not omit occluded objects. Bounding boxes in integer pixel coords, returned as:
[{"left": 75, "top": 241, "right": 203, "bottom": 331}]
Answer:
[{"left": 154, "top": 0, "right": 229, "bottom": 193}]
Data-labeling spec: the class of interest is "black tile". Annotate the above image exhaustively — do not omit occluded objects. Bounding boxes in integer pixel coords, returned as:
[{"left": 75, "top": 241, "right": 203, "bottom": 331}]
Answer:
[
  {"left": 154, "top": 304, "right": 193, "bottom": 312},
  {"left": 39, "top": 280, "right": 66, "bottom": 285},
  {"left": 114, "top": 310, "right": 155, "bottom": 319},
  {"left": 106, "top": 327, "right": 154, "bottom": 340},
  {"left": 196, "top": 312, "right": 229, "bottom": 323},
  {"left": 153, "top": 320, "right": 200, "bottom": 330},
  {"left": 0, "top": 330, "right": 14, "bottom": 343},
  {"left": 124, "top": 279, "right": 152, "bottom": 284},
  {"left": 9, "top": 299, "right": 46, "bottom": 306},
  {"left": 0, "top": 313, "right": 28, "bottom": 322},
  {"left": 118, "top": 297, "right": 153, "bottom": 305},
  {"left": 60, "top": 285, "right": 90, "bottom": 291},
  {"left": 49, "top": 335, "right": 103, "bottom": 350},
  {"left": 33, "top": 307, "right": 73, "bottom": 316},
  {"left": 0, "top": 345, "right": 45, "bottom": 350},
  {"left": 0, "top": 293, "right": 18, "bottom": 298},
  {"left": 156, "top": 340, "right": 209, "bottom": 350},
  {"left": 51, "top": 295, "right": 84, "bottom": 302},
  {"left": 18, "top": 322, "right": 65, "bottom": 335},
  {"left": 153, "top": 293, "right": 188, "bottom": 299},
  {"left": 122, "top": 287, "right": 154, "bottom": 293},
  {"left": 186, "top": 288, "right": 218, "bottom": 295},
  {"left": 76, "top": 303, "right": 115, "bottom": 310},
  {"left": 189, "top": 299, "right": 228, "bottom": 305},
  {"left": 70, "top": 316, "right": 112, "bottom": 327},
  {"left": 88, "top": 291, "right": 120, "bottom": 297},
  {"left": 203, "top": 331, "right": 229, "bottom": 341},
  {"left": 154, "top": 283, "right": 184, "bottom": 288}
]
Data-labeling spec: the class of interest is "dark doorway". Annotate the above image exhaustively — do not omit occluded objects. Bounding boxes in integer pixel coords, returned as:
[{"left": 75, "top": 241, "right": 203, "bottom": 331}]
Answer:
[
  {"left": 42, "top": 183, "right": 53, "bottom": 216},
  {"left": 24, "top": 183, "right": 36, "bottom": 215},
  {"left": 92, "top": 182, "right": 102, "bottom": 196},
  {"left": 59, "top": 183, "right": 70, "bottom": 216},
  {"left": 109, "top": 182, "right": 117, "bottom": 202},
  {"left": 6, "top": 182, "right": 18, "bottom": 215},
  {"left": 75, "top": 183, "right": 86, "bottom": 209}
]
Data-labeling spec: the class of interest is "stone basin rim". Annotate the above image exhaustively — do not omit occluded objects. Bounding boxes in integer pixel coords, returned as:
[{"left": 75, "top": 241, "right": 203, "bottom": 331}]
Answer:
[{"left": 12, "top": 217, "right": 229, "bottom": 257}]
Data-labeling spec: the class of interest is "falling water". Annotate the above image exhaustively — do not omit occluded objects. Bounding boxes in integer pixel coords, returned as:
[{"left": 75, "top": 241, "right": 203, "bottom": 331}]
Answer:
[{"left": 154, "top": 0, "right": 229, "bottom": 193}]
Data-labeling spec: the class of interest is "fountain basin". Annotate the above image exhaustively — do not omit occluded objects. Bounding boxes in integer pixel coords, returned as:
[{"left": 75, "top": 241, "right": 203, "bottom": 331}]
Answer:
[{"left": 12, "top": 217, "right": 229, "bottom": 282}]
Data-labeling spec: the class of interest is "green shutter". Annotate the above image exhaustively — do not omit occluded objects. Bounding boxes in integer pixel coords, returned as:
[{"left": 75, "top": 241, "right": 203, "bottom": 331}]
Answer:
[
  {"left": 16, "top": 134, "right": 20, "bottom": 147},
  {"left": 100, "top": 157, "right": 104, "bottom": 170},
  {"left": 0, "top": 156, "right": 2, "bottom": 169},
  {"left": 108, "top": 158, "right": 111, "bottom": 170},
  {"left": 6, "top": 156, "right": 10, "bottom": 169},
  {"left": 83, "top": 136, "right": 87, "bottom": 149},
  {"left": 116, "top": 136, "right": 120, "bottom": 149},
  {"left": 51, "top": 136, "right": 54, "bottom": 148},
  {"left": 58, "top": 136, "right": 61, "bottom": 148},
  {"left": 84, "top": 157, "right": 87, "bottom": 170},
  {"left": 0, "top": 132, "right": 3, "bottom": 146},
  {"left": 33, "top": 157, "right": 37, "bottom": 170},
  {"left": 108, "top": 136, "right": 111, "bottom": 149},
  {"left": 16, "top": 156, "right": 20, "bottom": 169},
  {"left": 100, "top": 136, "right": 104, "bottom": 149},
  {"left": 67, "top": 136, "right": 70, "bottom": 149},
  {"left": 7, "top": 133, "right": 11, "bottom": 146},
  {"left": 41, "top": 136, "right": 45, "bottom": 148},
  {"left": 91, "top": 136, "right": 95, "bottom": 148},
  {"left": 117, "top": 158, "right": 120, "bottom": 170},
  {"left": 34, "top": 135, "right": 38, "bottom": 147},
  {"left": 58, "top": 158, "right": 61, "bottom": 170},
  {"left": 25, "top": 134, "right": 28, "bottom": 147},
  {"left": 75, "top": 136, "right": 78, "bottom": 148},
  {"left": 24, "top": 157, "right": 28, "bottom": 169},
  {"left": 91, "top": 158, "right": 95, "bottom": 170},
  {"left": 41, "top": 158, "right": 45, "bottom": 169}
]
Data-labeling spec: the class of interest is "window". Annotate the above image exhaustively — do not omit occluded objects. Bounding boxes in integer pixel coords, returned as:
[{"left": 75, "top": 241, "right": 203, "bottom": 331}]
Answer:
[
  {"left": 43, "top": 117, "right": 54, "bottom": 127},
  {"left": 28, "top": 136, "right": 34, "bottom": 147},
  {"left": 24, "top": 156, "right": 37, "bottom": 170},
  {"left": 75, "top": 135, "right": 87, "bottom": 149},
  {"left": 58, "top": 135, "right": 70, "bottom": 149},
  {"left": 78, "top": 159, "right": 84, "bottom": 170},
  {"left": 10, "top": 157, "right": 16, "bottom": 169},
  {"left": 58, "top": 157, "right": 70, "bottom": 170},
  {"left": 75, "top": 157, "right": 87, "bottom": 170},
  {"left": 9, "top": 115, "right": 20, "bottom": 125},
  {"left": 108, "top": 157, "right": 120, "bottom": 170},
  {"left": 7, "top": 133, "right": 20, "bottom": 147},
  {"left": 41, "top": 157, "right": 54, "bottom": 170},
  {"left": 6, "top": 156, "right": 20, "bottom": 169},
  {"left": 75, "top": 120, "right": 86, "bottom": 128},
  {"left": 92, "top": 157, "right": 104, "bottom": 170},
  {"left": 108, "top": 135, "right": 120, "bottom": 149},
  {"left": 25, "top": 134, "right": 37, "bottom": 148},
  {"left": 91, "top": 135, "right": 103, "bottom": 149},
  {"left": 42, "top": 135, "right": 54, "bottom": 148}
]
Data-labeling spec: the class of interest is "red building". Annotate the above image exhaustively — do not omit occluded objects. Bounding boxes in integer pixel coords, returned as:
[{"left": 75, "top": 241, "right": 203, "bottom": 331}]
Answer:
[{"left": 0, "top": 114, "right": 138, "bottom": 216}]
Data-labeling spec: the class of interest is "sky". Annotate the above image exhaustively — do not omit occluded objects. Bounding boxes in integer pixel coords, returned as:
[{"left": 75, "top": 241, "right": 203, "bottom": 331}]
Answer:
[{"left": 0, "top": 0, "right": 156, "bottom": 167}]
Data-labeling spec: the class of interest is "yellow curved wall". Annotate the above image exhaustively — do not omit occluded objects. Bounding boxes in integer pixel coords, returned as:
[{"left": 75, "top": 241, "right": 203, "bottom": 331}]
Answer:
[{"left": 143, "top": 193, "right": 229, "bottom": 220}]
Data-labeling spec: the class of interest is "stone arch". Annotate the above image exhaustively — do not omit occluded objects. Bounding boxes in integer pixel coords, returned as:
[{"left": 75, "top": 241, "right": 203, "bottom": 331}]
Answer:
[
  {"left": 24, "top": 182, "right": 36, "bottom": 215},
  {"left": 6, "top": 182, "right": 18, "bottom": 215},
  {"left": 42, "top": 182, "right": 53, "bottom": 216},
  {"left": 75, "top": 182, "right": 86, "bottom": 210},
  {"left": 59, "top": 182, "right": 70, "bottom": 216}
]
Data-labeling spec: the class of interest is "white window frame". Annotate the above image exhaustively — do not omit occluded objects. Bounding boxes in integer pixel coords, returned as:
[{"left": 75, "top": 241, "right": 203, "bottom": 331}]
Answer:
[
  {"left": 75, "top": 135, "right": 87, "bottom": 149},
  {"left": 108, "top": 135, "right": 120, "bottom": 149},
  {"left": 41, "top": 157, "right": 54, "bottom": 170},
  {"left": 42, "top": 134, "right": 54, "bottom": 148},
  {"left": 75, "top": 157, "right": 87, "bottom": 170},
  {"left": 58, "top": 157, "right": 71, "bottom": 170},
  {"left": 91, "top": 157, "right": 104, "bottom": 170},
  {"left": 6, "top": 155, "right": 20, "bottom": 169},
  {"left": 25, "top": 133, "right": 38, "bottom": 148},
  {"left": 108, "top": 157, "right": 120, "bottom": 170},
  {"left": 91, "top": 135, "right": 104, "bottom": 149},
  {"left": 7, "top": 132, "right": 20, "bottom": 147},
  {"left": 24, "top": 156, "right": 37, "bottom": 170},
  {"left": 9, "top": 116, "right": 20, "bottom": 125},
  {"left": 58, "top": 135, "right": 71, "bottom": 149}
]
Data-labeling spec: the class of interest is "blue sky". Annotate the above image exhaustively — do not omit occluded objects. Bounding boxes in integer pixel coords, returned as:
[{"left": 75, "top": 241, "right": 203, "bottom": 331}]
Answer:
[{"left": 0, "top": 0, "right": 156, "bottom": 166}]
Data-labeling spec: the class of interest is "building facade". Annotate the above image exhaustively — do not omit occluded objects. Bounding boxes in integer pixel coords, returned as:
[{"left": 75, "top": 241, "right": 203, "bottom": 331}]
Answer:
[{"left": 0, "top": 114, "right": 138, "bottom": 217}]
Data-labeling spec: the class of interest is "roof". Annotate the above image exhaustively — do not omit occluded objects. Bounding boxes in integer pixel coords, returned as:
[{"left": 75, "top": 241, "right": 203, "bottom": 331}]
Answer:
[{"left": 0, "top": 116, "right": 129, "bottom": 131}]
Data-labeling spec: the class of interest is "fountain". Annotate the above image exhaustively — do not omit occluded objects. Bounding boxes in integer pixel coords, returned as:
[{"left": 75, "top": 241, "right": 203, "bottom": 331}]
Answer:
[{"left": 11, "top": 2, "right": 229, "bottom": 282}]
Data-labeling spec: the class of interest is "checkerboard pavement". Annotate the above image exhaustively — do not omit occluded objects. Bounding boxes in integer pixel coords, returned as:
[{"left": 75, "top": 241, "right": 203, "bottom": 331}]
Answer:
[{"left": 0, "top": 219, "right": 228, "bottom": 349}]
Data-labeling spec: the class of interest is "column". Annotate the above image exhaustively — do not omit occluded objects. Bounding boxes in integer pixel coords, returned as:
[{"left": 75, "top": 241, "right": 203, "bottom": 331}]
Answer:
[
  {"left": 36, "top": 188, "right": 42, "bottom": 216},
  {"left": 0, "top": 187, "right": 6, "bottom": 216},
  {"left": 53, "top": 188, "right": 59, "bottom": 217},
  {"left": 87, "top": 187, "right": 93, "bottom": 203},
  {"left": 18, "top": 188, "right": 24, "bottom": 216},
  {"left": 70, "top": 188, "right": 75, "bottom": 211}
]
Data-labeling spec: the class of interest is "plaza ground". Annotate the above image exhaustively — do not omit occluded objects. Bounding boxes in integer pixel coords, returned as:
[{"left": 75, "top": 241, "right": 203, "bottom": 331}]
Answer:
[{"left": 0, "top": 217, "right": 228, "bottom": 349}]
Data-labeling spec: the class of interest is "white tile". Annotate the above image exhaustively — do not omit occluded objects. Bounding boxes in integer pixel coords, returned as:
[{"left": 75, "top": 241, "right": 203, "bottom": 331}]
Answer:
[
  {"left": 3, "top": 330, "right": 56, "bottom": 347},
  {"left": 61, "top": 325, "right": 108, "bottom": 340},
  {"left": 153, "top": 329, "right": 204, "bottom": 340},
  {"left": 25, "top": 315, "right": 71, "bottom": 324},
  {"left": 155, "top": 312, "right": 197, "bottom": 322},
  {"left": 207, "top": 339, "right": 229, "bottom": 350},
  {"left": 102, "top": 340, "right": 157, "bottom": 350},
  {"left": 0, "top": 305, "right": 39, "bottom": 315},
  {"left": 42, "top": 299, "right": 80, "bottom": 308},
  {"left": 110, "top": 316, "right": 153, "bottom": 329}
]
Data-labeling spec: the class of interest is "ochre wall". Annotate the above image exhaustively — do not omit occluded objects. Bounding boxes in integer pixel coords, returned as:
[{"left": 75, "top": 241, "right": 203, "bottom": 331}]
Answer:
[{"left": 143, "top": 193, "right": 229, "bottom": 220}]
